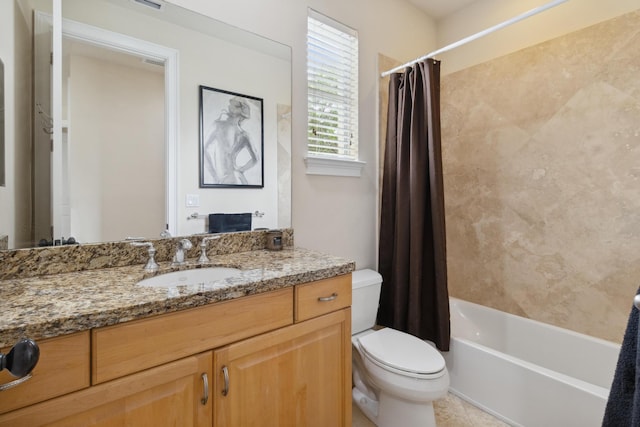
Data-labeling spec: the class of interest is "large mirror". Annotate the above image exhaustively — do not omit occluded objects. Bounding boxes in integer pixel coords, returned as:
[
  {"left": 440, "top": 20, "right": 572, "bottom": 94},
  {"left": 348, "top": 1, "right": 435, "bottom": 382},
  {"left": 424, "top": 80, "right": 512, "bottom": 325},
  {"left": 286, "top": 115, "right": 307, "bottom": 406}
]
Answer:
[{"left": 3, "top": 0, "right": 291, "bottom": 249}]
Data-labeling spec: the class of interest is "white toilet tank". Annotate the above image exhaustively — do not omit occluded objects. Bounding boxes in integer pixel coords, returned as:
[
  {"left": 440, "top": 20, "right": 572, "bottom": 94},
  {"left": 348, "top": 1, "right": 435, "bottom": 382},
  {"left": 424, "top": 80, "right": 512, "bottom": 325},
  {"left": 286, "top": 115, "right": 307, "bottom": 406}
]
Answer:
[{"left": 352, "top": 269, "right": 383, "bottom": 335}]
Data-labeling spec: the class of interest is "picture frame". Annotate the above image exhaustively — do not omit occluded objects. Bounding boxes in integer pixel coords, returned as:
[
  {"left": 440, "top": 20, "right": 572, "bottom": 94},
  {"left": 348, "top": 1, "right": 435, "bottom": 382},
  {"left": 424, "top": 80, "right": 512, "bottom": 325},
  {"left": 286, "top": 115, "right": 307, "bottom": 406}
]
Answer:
[{"left": 199, "top": 85, "right": 264, "bottom": 188}]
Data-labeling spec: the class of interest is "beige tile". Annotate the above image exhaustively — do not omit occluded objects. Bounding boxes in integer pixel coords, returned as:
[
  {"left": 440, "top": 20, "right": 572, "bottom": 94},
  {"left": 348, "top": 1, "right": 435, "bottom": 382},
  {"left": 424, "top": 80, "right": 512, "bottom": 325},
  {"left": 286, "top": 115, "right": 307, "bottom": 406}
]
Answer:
[
  {"left": 352, "top": 403, "right": 376, "bottom": 427},
  {"left": 435, "top": 394, "right": 510, "bottom": 427},
  {"left": 352, "top": 392, "right": 508, "bottom": 427},
  {"left": 439, "top": 9, "right": 640, "bottom": 343}
]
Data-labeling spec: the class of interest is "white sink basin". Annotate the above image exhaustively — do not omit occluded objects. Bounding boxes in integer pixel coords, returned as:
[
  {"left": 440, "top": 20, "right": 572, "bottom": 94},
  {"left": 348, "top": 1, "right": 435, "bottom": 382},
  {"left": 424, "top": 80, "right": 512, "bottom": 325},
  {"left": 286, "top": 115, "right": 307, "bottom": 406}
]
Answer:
[{"left": 137, "top": 267, "right": 242, "bottom": 289}]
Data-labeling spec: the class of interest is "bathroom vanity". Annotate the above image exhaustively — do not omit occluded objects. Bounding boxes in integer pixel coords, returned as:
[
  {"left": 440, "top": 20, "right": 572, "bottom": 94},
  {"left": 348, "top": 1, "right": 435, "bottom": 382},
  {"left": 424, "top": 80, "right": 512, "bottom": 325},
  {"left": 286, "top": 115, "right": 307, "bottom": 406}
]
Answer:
[{"left": 0, "top": 236, "right": 354, "bottom": 426}]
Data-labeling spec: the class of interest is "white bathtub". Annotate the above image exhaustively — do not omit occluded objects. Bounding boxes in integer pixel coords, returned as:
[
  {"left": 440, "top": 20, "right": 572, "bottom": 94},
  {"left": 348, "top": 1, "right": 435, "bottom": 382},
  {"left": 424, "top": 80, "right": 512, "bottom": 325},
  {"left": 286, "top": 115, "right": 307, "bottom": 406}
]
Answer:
[{"left": 443, "top": 297, "right": 621, "bottom": 427}]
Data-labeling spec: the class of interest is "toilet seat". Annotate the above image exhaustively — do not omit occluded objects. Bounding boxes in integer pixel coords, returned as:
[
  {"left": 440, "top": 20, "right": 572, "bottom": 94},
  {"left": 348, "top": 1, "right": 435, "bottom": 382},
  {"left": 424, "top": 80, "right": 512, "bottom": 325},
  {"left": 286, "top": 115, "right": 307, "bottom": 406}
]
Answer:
[{"left": 357, "top": 328, "right": 446, "bottom": 379}]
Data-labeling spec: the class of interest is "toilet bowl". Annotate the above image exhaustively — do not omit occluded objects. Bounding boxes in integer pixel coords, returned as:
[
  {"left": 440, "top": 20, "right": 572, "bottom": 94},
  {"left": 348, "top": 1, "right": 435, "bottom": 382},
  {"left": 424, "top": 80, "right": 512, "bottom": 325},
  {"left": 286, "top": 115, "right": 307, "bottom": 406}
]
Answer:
[{"left": 351, "top": 270, "right": 449, "bottom": 427}]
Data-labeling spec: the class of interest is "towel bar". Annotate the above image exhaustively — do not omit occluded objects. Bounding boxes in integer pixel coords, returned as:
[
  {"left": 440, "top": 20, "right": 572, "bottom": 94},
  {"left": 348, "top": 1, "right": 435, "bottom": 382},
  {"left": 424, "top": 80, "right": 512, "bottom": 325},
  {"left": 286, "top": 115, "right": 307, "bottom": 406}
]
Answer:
[{"left": 187, "top": 211, "right": 265, "bottom": 220}]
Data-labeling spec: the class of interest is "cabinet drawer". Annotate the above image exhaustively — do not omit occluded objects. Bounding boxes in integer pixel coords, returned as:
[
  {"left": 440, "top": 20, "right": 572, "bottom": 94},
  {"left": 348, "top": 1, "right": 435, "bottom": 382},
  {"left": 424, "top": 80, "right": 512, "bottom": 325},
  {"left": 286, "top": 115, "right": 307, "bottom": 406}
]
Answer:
[
  {"left": 92, "top": 287, "right": 293, "bottom": 384},
  {"left": 0, "top": 331, "right": 90, "bottom": 414},
  {"left": 295, "top": 274, "right": 352, "bottom": 322}
]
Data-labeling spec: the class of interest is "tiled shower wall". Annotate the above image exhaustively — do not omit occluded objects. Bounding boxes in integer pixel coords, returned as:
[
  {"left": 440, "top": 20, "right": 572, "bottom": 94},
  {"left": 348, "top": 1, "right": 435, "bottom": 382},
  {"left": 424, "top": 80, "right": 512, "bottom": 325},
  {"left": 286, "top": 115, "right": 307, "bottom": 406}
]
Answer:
[{"left": 441, "top": 10, "right": 640, "bottom": 343}]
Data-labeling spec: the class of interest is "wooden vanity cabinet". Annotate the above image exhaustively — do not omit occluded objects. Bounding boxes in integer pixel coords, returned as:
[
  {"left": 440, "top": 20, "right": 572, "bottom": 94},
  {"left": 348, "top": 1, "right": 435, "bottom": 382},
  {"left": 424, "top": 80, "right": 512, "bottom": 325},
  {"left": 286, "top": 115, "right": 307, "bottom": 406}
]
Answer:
[
  {"left": 0, "top": 274, "right": 352, "bottom": 427},
  {"left": 214, "top": 309, "right": 351, "bottom": 427},
  {"left": 214, "top": 274, "right": 352, "bottom": 427},
  {"left": 0, "top": 352, "right": 212, "bottom": 427},
  {"left": 91, "top": 288, "right": 294, "bottom": 384}
]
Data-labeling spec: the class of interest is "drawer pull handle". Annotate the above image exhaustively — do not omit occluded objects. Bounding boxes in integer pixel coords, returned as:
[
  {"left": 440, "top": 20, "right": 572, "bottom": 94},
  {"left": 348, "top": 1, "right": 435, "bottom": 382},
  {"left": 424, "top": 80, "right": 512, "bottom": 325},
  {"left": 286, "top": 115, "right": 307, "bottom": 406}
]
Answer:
[
  {"left": 318, "top": 293, "right": 338, "bottom": 302},
  {"left": 222, "top": 365, "right": 230, "bottom": 396},
  {"left": 201, "top": 373, "right": 209, "bottom": 405},
  {"left": 0, "top": 374, "right": 33, "bottom": 392}
]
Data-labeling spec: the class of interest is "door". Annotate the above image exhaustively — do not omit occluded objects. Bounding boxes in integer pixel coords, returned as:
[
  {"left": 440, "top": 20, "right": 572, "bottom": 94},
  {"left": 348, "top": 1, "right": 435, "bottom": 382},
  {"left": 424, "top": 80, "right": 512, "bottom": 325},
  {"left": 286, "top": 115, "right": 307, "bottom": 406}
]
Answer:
[
  {"left": 33, "top": 11, "right": 53, "bottom": 245},
  {"left": 214, "top": 309, "right": 351, "bottom": 427}
]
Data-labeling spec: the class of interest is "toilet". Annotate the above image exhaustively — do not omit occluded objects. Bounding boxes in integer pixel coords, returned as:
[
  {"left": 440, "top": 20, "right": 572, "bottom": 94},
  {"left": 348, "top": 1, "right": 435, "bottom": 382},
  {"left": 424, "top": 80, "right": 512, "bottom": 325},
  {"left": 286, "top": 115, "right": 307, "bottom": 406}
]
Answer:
[{"left": 351, "top": 269, "right": 449, "bottom": 427}]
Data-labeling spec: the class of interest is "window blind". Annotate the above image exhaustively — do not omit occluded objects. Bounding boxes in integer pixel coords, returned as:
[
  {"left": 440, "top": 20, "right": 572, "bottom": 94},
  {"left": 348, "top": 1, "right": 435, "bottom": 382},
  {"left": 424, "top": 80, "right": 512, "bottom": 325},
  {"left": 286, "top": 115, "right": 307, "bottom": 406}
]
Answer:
[{"left": 307, "top": 10, "right": 358, "bottom": 160}]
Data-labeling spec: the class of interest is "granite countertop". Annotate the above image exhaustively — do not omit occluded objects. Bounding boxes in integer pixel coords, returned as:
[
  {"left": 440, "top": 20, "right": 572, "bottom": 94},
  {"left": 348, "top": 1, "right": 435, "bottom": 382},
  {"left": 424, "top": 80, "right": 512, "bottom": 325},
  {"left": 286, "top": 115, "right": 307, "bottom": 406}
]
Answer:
[{"left": 0, "top": 247, "right": 355, "bottom": 348}]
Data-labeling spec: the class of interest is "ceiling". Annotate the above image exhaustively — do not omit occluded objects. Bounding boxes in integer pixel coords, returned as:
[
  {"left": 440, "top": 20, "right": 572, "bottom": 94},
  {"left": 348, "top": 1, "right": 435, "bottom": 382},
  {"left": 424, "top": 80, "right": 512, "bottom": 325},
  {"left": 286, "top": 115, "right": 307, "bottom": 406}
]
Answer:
[{"left": 407, "top": 0, "right": 481, "bottom": 19}]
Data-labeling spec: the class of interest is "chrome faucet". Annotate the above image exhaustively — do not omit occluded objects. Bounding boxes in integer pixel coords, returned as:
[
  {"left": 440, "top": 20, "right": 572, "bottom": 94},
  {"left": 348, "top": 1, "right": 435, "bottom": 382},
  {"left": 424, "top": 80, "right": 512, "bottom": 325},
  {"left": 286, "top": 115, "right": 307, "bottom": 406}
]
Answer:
[
  {"left": 130, "top": 241, "right": 159, "bottom": 272},
  {"left": 198, "top": 235, "right": 221, "bottom": 264},
  {"left": 173, "top": 238, "right": 193, "bottom": 265}
]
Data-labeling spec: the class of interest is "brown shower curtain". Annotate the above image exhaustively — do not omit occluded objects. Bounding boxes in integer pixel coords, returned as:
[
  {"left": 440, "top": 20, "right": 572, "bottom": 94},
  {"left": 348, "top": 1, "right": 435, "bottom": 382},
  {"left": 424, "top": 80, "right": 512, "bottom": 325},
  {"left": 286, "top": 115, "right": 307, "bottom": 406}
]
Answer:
[{"left": 377, "top": 59, "right": 450, "bottom": 351}]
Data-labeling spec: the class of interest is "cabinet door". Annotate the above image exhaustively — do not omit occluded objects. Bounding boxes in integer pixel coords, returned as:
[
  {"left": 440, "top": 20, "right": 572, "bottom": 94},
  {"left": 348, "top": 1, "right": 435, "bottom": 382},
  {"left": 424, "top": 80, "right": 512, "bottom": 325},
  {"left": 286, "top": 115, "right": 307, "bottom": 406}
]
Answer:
[
  {"left": 0, "top": 352, "right": 212, "bottom": 427},
  {"left": 214, "top": 308, "right": 352, "bottom": 427}
]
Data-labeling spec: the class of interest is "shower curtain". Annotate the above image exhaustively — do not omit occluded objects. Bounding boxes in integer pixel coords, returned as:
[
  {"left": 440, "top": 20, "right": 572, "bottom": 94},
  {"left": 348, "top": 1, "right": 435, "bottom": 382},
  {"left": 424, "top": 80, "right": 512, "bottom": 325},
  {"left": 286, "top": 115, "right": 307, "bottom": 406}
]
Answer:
[{"left": 377, "top": 59, "right": 450, "bottom": 351}]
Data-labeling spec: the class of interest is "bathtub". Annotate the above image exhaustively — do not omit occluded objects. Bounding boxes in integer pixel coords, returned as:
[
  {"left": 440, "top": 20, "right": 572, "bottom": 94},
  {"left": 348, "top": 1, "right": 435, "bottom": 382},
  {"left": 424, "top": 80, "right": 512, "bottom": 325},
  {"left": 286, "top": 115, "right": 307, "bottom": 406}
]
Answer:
[{"left": 443, "top": 297, "right": 621, "bottom": 427}]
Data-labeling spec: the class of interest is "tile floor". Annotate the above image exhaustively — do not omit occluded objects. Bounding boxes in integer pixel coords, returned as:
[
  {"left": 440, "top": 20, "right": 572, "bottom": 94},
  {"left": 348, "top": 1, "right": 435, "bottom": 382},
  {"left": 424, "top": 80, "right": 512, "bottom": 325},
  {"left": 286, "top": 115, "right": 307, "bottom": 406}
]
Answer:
[{"left": 352, "top": 392, "right": 510, "bottom": 427}]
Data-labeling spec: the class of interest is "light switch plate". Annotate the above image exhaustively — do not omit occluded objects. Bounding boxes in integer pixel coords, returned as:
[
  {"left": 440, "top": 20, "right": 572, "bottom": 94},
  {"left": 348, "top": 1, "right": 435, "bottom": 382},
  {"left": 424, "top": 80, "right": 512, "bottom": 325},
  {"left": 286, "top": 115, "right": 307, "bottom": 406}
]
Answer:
[{"left": 186, "top": 194, "right": 200, "bottom": 207}]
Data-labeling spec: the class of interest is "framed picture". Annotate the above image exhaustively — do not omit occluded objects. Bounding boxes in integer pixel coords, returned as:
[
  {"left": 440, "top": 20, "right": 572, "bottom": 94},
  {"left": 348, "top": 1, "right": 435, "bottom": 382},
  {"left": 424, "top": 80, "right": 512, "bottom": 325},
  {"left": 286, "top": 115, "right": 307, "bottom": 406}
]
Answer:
[{"left": 199, "top": 85, "right": 264, "bottom": 188}]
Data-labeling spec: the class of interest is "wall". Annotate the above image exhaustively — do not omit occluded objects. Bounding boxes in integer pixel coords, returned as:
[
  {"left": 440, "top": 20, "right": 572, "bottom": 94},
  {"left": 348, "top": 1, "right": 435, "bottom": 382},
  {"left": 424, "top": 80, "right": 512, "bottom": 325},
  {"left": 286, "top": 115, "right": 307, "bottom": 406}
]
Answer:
[
  {"left": 0, "top": 2, "right": 12, "bottom": 244},
  {"left": 168, "top": 0, "right": 437, "bottom": 269},
  {"left": 440, "top": 9, "right": 640, "bottom": 343},
  {"left": 437, "top": 0, "right": 640, "bottom": 75},
  {"left": 67, "top": 54, "right": 165, "bottom": 243},
  {"left": 0, "top": 0, "right": 31, "bottom": 249},
  {"left": 176, "top": 27, "right": 289, "bottom": 235},
  {"left": 0, "top": 56, "right": 4, "bottom": 187}
]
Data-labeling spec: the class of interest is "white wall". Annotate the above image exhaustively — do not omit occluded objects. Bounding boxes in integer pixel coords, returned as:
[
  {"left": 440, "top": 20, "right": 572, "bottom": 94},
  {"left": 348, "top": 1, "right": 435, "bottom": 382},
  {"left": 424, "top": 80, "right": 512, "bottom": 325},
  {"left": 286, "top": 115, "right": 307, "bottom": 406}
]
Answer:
[
  {"left": 0, "top": 2, "right": 12, "bottom": 243},
  {"left": 0, "top": 1, "right": 32, "bottom": 248},
  {"left": 169, "top": 0, "right": 437, "bottom": 268},
  {"left": 437, "top": 0, "right": 640, "bottom": 75},
  {"left": 68, "top": 54, "right": 165, "bottom": 243},
  {"left": 177, "top": 34, "right": 289, "bottom": 235}
]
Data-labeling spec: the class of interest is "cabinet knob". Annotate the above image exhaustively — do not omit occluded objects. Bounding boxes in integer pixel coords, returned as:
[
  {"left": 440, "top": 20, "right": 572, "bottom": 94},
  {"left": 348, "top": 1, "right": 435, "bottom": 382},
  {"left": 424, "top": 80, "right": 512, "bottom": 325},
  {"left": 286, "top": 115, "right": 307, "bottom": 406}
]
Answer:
[{"left": 0, "top": 339, "right": 40, "bottom": 392}]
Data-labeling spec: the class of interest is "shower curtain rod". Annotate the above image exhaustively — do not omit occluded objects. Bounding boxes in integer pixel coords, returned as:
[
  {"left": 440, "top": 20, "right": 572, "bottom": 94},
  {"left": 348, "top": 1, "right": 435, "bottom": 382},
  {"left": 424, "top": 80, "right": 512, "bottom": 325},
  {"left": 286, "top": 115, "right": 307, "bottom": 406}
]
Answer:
[{"left": 380, "top": 0, "right": 569, "bottom": 77}]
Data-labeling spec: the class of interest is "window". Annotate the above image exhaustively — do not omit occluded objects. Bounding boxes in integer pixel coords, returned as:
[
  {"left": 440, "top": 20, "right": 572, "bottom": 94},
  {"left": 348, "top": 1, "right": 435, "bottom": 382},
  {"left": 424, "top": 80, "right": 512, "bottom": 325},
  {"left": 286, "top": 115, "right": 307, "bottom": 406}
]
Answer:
[{"left": 306, "top": 10, "right": 364, "bottom": 176}]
